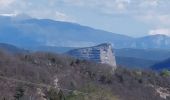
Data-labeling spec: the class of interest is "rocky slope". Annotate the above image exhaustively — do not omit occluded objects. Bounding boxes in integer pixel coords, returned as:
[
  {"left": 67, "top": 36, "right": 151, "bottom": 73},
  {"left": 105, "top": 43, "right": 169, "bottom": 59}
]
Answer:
[{"left": 0, "top": 50, "right": 114, "bottom": 100}]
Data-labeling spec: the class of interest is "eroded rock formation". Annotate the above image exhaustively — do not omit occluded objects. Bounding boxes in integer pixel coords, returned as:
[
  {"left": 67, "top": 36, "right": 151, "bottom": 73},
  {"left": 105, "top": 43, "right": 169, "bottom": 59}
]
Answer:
[{"left": 67, "top": 43, "right": 117, "bottom": 70}]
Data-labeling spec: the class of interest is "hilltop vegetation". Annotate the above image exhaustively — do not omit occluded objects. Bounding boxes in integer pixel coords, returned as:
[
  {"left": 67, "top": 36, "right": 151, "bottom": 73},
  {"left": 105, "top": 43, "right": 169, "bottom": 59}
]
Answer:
[{"left": 0, "top": 50, "right": 170, "bottom": 100}]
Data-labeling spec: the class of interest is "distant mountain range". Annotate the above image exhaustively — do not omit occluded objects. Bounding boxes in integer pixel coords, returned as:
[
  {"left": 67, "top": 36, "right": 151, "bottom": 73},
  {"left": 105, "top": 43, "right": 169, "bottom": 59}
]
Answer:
[
  {"left": 7, "top": 43, "right": 170, "bottom": 69},
  {"left": 115, "top": 48, "right": 170, "bottom": 68},
  {"left": 1, "top": 15, "right": 170, "bottom": 69},
  {"left": 1, "top": 15, "right": 170, "bottom": 49},
  {"left": 1, "top": 41, "right": 170, "bottom": 70},
  {"left": 116, "top": 56, "right": 157, "bottom": 69},
  {"left": 115, "top": 48, "right": 170, "bottom": 61}
]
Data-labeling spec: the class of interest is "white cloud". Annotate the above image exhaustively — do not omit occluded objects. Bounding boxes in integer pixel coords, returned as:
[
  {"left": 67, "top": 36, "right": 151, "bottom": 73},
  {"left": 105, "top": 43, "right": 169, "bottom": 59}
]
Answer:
[
  {"left": 149, "top": 28, "right": 170, "bottom": 36},
  {"left": 60, "top": 0, "right": 169, "bottom": 15},
  {"left": 101, "top": 0, "right": 131, "bottom": 14},
  {"left": 0, "top": 0, "right": 15, "bottom": 7},
  {"left": 136, "top": 11, "right": 170, "bottom": 28},
  {"left": 0, "top": 13, "right": 17, "bottom": 17},
  {"left": 0, "top": 0, "right": 75, "bottom": 22},
  {"left": 139, "top": 0, "right": 159, "bottom": 7},
  {"left": 26, "top": 10, "right": 75, "bottom": 22},
  {"left": 55, "top": 11, "right": 75, "bottom": 22},
  {"left": 0, "top": 0, "right": 169, "bottom": 21},
  {"left": 62, "top": 0, "right": 131, "bottom": 14}
]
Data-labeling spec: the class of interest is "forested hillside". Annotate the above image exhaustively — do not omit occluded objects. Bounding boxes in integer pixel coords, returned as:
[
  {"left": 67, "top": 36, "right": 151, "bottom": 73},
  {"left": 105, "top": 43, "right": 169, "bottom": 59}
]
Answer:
[{"left": 0, "top": 50, "right": 170, "bottom": 100}]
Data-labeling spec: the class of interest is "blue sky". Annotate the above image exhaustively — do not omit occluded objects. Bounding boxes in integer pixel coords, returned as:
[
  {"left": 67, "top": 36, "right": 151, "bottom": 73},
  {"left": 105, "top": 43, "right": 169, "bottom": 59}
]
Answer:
[{"left": 0, "top": 0, "right": 170, "bottom": 37}]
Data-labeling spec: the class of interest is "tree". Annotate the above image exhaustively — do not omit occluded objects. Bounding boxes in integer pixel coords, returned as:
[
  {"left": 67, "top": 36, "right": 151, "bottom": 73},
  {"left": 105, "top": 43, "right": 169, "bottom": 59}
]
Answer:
[
  {"left": 44, "top": 88, "right": 65, "bottom": 100},
  {"left": 14, "top": 86, "right": 25, "bottom": 100}
]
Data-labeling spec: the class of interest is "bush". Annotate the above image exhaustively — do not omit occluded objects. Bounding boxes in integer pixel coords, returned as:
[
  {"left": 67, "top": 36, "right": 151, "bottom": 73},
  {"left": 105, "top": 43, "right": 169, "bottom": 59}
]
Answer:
[
  {"left": 160, "top": 70, "right": 170, "bottom": 77},
  {"left": 66, "top": 84, "right": 119, "bottom": 100},
  {"left": 44, "top": 88, "right": 66, "bottom": 100}
]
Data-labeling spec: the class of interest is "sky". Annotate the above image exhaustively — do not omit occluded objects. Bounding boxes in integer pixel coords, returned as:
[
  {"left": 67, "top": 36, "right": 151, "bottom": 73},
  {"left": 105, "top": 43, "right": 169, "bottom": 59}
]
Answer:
[{"left": 0, "top": 0, "right": 170, "bottom": 37}]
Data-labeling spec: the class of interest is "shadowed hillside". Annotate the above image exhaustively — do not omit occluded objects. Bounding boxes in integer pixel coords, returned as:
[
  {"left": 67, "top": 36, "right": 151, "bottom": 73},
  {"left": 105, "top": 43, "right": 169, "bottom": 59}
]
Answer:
[{"left": 151, "top": 58, "right": 170, "bottom": 71}]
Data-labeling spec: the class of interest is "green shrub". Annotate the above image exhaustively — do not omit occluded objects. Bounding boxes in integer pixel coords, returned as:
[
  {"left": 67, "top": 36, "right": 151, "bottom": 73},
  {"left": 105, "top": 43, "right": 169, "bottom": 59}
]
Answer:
[
  {"left": 66, "top": 84, "right": 119, "bottom": 100},
  {"left": 160, "top": 70, "right": 170, "bottom": 77},
  {"left": 44, "top": 88, "right": 66, "bottom": 100}
]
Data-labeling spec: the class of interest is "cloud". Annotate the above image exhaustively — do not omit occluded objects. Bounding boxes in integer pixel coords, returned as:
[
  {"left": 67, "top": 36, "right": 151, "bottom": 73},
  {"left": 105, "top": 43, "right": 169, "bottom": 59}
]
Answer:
[
  {"left": 60, "top": 0, "right": 170, "bottom": 14},
  {"left": 55, "top": 11, "right": 75, "bottom": 22},
  {"left": 136, "top": 13, "right": 170, "bottom": 36},
  {"left": 0, "top": 0, "right": 169, "bottom": 20},
  {"left": 100, "top": 0, "right": 131, "bottom": 14},
  {"left": 149, "top": 28, "right": 170, "bottom": 36},
  {"left": 0, "top": 0, "right": 75, "bottom": 22},
  {"left": 137, "top": 13, "right": 170, "bottom": 25},
  {"left": 0, "top": 0, "right": 15, "bottom": 7},
  {"left": 28, "top": 10, "right": 75, "bottom": 22},
  {"left": 61, "top": 0, "right": 131, "bottom": 14},
  {"left": 139, "top": 0, "right": 159, "bottom": 7},
  {"left": 0, "top": 13, "right": 17, "bottom": 17}
]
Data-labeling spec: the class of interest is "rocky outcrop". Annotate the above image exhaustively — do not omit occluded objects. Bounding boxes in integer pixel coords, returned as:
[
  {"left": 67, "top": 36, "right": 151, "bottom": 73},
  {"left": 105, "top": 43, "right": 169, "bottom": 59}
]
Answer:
[
  {"left": 156, "top": 87, "right": 170, "bottom": 99},
  {"left": 67, "top": 43, "right": 117, "bottom": 70}
]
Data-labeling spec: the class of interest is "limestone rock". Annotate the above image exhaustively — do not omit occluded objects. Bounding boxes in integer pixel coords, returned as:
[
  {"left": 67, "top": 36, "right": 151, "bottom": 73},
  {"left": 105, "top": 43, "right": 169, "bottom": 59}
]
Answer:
[{"left": 67, "top": 43, "right": 117, "bottom": 70}]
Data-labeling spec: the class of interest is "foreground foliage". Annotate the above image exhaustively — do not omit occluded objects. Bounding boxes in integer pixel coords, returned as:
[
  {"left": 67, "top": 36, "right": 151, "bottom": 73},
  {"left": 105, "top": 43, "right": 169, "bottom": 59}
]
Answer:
[{"left": 0, "top": 50, "right": 170, "bottom": 100}]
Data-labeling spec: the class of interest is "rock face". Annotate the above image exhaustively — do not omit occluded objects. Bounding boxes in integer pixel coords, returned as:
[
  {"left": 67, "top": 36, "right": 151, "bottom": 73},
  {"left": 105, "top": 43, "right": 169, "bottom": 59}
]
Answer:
[{"left": 67, "top": 43, "right": 117, "bottom": 70}]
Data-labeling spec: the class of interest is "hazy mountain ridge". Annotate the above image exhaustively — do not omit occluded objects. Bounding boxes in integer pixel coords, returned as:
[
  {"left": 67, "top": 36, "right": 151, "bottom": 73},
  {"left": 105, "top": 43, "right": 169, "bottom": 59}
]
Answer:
[
  {"left": 115, "top": 48, "right": 170, "bottom": 61},
  {"left": 1, "top": 15, "right": 170, "bottom": 70},
  {"left": 1, "top": 15, "right": 170, "bottom": 49},
  {"left": 2, "top": 42, "right": 170, "bottom": 69},
  {"left": 116, "top": 56, "right": 157, "bottom": 69},
  {"left": 113, "top": 48, "right": 170, "bottom": 68},
  {"left": 135, "top": 34, "right": 170, "bottom": 49},
  {"left": 0, "top": 16, "right": 133, "bottom": 48}
]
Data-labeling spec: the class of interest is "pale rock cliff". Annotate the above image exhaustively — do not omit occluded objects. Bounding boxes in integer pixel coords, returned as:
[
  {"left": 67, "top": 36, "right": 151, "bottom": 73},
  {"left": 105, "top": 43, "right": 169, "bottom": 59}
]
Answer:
[{"left": 67, "top": 43, "right": 117, "bottom": 70}]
